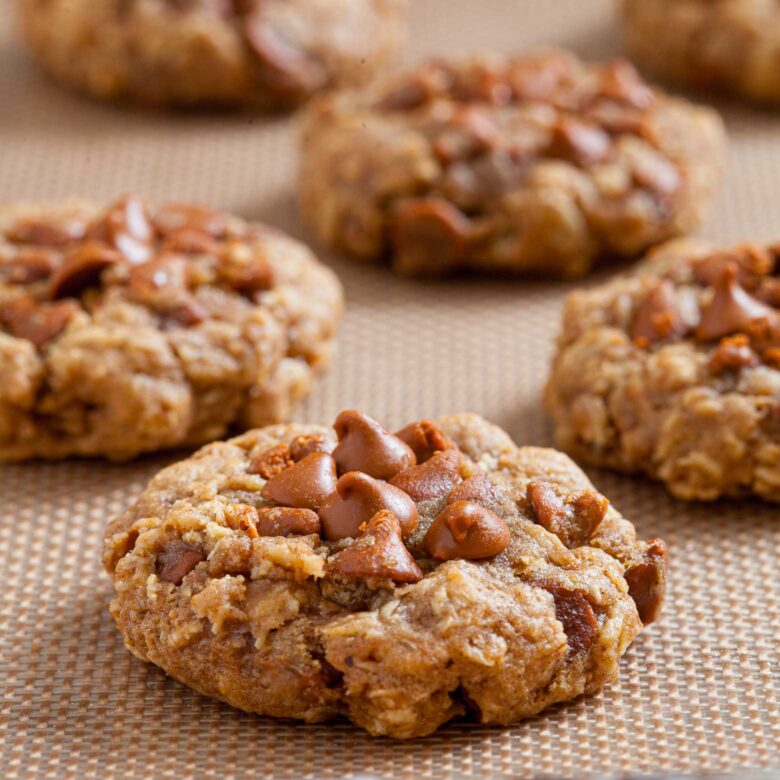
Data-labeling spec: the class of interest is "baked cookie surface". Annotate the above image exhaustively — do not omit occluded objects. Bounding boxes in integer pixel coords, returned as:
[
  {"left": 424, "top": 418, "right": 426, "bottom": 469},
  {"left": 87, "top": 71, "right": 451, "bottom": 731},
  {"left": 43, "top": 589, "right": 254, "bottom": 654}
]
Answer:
[
  {"left": 0, "top": 197, "right": 342, "bottom": 461},
  {"left": 104, "top": 410, "right": 667, "bottom": 738},
  {"left": 17, "top": 0, "right": 406, "bottom": 108},
  {"left": 298, "top": 50, "right": 725, "bottom": 278},
  {"left": 620, "top": 0, "right": 780, "bottom": 105},
  {"left": 545, "top": 239, "right": 780, "bottom": 501}
]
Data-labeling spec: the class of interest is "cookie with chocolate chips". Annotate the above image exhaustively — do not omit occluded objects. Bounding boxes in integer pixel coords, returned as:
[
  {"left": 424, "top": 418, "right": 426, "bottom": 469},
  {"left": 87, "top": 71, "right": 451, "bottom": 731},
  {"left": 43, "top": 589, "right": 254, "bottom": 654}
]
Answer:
[
  {"left": 104, "top": 410, "right": 666, "bottom": 738},
  {"left": 298, "top": 49, "right": 725, "bottom": 278},
  {"left": 17, "top": 0, "right": 406, "bottom": 108},
  {"left": 620, "top": 0, "right": 780, "bottom": 106},
  {"left": 545, "top": 238, "right": 780, "bottom": 501},
  {"left": 0, "top": 197, "right": 342, "bottom": 460}
]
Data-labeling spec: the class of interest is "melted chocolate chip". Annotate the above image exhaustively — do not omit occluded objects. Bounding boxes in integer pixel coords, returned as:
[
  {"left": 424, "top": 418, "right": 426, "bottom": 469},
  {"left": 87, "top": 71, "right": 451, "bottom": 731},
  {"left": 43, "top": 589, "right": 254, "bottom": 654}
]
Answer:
[
  {"left": 261, "top": 452, "right": 337, "bottom": 511},
  {"left": 695, "top": 263, "right": 777, "bottom": 342},
  {"left": 424, "top": 500, "right": 510, "bottom": 561},
  {"left": 327, "top": 510, "right": 423, "bottom": 584},
  {"left": 389, "top": 449, "right": 463, "bottom": 502},
  {"left": 318, "top": 471, "right": 418, "bottom": 541},
  {"left": 332, "top": 410, "right": 416, "bottom": 481}
]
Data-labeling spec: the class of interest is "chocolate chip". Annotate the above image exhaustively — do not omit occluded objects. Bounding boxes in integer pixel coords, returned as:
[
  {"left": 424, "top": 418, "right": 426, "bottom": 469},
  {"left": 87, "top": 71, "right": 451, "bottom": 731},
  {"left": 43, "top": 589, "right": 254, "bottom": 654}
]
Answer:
[
  {"left": 156, "top": 544, "right": 206, "bottom": 584},
  {"left": 395, "top": 419, "right": 455, "bottom": 463},
  {"left": 631, "top": 279, "right": 688, "bottom": 346},
  {"left": 255, "top": 506, "right": 321, "bottom": 537},
  {"left": 248, "top": 444, "right": 293, "bottom": 479},
  {"left": 327, "top": 510, "right": 423, "bottom": 585},
  {"left": 432, "top": 108, "right": 498, "bottom": 164},
  {"left": 1, "top": 297, "right": 80, "bottom": 347},
  {"left": 89, "top": 196, "right": 154, "bottom": 265},
  {"left": 597, "top": 60, "right": 653, "bottom": 110},
  {"left": 242, "top": 12, "right": 326, "bottom": 100},
  {"left": 332, "top": 410, "right": 416, "bottom": 481},
  {"left": 154, "top": 204, "right": 227, "bottom": 238},
  {"left": 392, "top": 198, "right": 472, "bottom": 275},
  {"left": 319, "top": 471, "right": 419, "bottom": 541},
  {"left": 289, "top": 433, "right": 333, "bottom": 462},
  {"left": 3, "top": 250, "right": 61, "bottom": 285},
  {"left": 447, "top": 474, "right": 505, "bottom": 515},
  {"left": 6, "top": 218, "right": 85, "bottom": 247},
  {"left": 546, "top": 118, "right": 611, "bottom": 167},
  {"left": 527, "top": 481, "right": 607, "bottom": 548},
  {"left": 708, "top": 334, "right": 760, "bottom": 374},
  {"left": 261, "top": 452, "right": 337, "bottom": 511},
  {"left": 695, "top": 263, "right": 777, "bottom": 342},
  {"left": 424, "top": 500, "right": 510, "bottom": 561},
  {"left": 49, "top": 241, "right": 122, "bottom": 299},
  {"left": 161, "top": 228, "right": 220, "bottom": 255},
  {"left": 218, "top": 240, "right": 274, "bottom": 296},
  {"left": 625, "top": 538, "right": 668, "bottom": 625},
  {"left": 542, "top": 584, "right": 597, "bottom": 656},
  {"left": 127, "top": 255, "right": 189, "bottom": 298},
  {"left": 389, "top": 449, "right": 462, "bottom": 502}
]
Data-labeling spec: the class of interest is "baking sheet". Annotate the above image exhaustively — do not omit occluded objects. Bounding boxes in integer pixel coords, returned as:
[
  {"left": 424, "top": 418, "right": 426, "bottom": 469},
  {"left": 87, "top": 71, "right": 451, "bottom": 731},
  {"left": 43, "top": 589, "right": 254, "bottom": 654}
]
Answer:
[{"left": 1, "top": 1, "right": 779, "bottom": 778}]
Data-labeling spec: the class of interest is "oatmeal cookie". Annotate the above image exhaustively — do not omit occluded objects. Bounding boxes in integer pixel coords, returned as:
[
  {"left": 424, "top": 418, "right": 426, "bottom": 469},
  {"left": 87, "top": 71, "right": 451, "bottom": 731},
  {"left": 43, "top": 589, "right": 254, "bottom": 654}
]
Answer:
[
  {"left": 298, "top": 49, "right": 725, "bottom": 278},
  {"left": 104, "top": 410, "right": 667, "bottom": 738},
  {"left": 620, "top": 0, "right": 780, "bottom": 105},
  {"left": 17, "top": 0, "right": 406, "bottom": 109},
  {"left": 545, "top": 239, "right": 780, "bottom": 501},
  {"left": 0, "top": 196, "right": 342, "bottom": 460}
]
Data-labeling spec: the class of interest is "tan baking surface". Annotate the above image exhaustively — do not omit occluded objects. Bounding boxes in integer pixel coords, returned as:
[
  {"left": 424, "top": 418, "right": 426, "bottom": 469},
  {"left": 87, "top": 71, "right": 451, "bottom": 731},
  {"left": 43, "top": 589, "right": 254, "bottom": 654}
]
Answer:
[{"left": 1, "top": 2, "right": 779, "bottom": 778}]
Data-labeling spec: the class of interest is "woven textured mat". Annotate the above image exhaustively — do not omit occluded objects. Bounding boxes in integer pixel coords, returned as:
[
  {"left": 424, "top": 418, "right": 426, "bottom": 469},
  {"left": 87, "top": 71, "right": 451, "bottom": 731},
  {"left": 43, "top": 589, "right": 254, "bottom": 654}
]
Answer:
[{"left": 1, "top": 1, "right": 780, "bottom": 778}]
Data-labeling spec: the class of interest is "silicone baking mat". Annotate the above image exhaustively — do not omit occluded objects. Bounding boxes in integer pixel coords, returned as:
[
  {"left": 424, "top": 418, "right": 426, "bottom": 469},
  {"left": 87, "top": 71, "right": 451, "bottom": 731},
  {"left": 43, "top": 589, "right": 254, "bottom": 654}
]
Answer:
[{"left": 1, "top": 1, "right": 779, "bottom": 778}]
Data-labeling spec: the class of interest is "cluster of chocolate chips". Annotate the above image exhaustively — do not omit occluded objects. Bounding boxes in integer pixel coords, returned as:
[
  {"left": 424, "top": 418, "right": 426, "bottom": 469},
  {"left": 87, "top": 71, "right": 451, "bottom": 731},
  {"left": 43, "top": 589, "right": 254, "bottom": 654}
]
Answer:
[
  {"left": 162, "top": 0, "right": 326, "bottom": 103},
  {"left": 243, "top": 411, "right": 513, "bottom": 585},
  {"left": 630, "top": 245, "right": 780, "bottom": 372},
  {"left": 0, "top": 197, "right": 273, "bottom": 347},
  {"left": 379, "top": 55, "right": 676, "bottom": 272}
]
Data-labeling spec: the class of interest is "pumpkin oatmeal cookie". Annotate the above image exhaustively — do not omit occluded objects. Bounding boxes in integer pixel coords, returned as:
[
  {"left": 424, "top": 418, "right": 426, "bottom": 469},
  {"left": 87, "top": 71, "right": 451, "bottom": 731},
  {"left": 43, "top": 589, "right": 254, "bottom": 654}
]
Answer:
[
  {"left": 0, "top": 196, "right": 342, "bottom": 460},
  {"left": 17, "top": 0, "right": 406, "bottom": 109},
  {"left": 545, "top": 239, "right": 780, "bottom": 501},
  {"left": 104, "top": 410, "right": 667, "bottom": 738},
  {"left": 298, "top": 49, "right": 724, "bottom": 278},
  {"left": 620, "top": 0, "right": 780, "bottom": 105}
]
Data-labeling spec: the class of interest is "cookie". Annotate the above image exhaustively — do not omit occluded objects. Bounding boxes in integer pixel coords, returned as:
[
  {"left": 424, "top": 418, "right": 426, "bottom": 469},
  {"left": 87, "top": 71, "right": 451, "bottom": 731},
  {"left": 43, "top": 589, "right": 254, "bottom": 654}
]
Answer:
[
  {"left": 545, "top": 239, "right": 780, "bottom": 501},
  {"left": 104, "top": 410, "right": 667, "bottom": 738},
  {"left": 620, "top": 0, "right": 780, "bottom": 105},
  {"left": 0, "top": 196, "right": 342, "bottom": 460},
  {"left": 17, "top": 0, "right": 406, "bottom": 109},
  {"left": 298, "top": 49, "right": 725, "bottom": 278}
]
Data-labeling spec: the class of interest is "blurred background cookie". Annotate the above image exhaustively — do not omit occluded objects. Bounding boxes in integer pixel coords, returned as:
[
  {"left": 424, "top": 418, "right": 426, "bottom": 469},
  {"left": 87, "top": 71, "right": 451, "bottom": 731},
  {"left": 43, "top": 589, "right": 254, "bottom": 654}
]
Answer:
[
  {"left": 544, "top": 239, "right": 780, "bottom": 501},
  {"left": 16, "top": 0, "right": 407, "bottom": 109},
  {"left": 619, "top": 0, "right": 780, "bottom": 105},
  {"left": 0, "top": 196, "right": 343, "bottom": 460},
  {"left": 298, "top": 50, "right": 725, "bottom": 278}
]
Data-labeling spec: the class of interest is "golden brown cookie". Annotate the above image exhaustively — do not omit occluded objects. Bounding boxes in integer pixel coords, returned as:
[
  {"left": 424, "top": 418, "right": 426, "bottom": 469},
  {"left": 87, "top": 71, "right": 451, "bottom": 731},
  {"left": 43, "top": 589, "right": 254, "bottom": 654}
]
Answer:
[
  {"left": 298, "top": 49, "right": 725, "bottom": 278},
  {"left": 104, "top": 410, "right": 667, "bottom": 738},
  {"left": 0, "top": 197, "right": 343, "bottom": 460},
  {"left": 545, "top": 239, "right": 780, "bottom": 501},
  {"left": 17, "top": 0, "right": 407, "bottom": 109},
  {"left": 620, "top": 0, "right": 780, "bottom": 105}
]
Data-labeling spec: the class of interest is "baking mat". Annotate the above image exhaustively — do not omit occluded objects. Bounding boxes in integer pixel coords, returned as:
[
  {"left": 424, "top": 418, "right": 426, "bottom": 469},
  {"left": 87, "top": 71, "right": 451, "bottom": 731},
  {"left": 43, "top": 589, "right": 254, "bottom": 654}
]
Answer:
[{"left": 1, "top": 1, "right": 779, "bottom": 778}]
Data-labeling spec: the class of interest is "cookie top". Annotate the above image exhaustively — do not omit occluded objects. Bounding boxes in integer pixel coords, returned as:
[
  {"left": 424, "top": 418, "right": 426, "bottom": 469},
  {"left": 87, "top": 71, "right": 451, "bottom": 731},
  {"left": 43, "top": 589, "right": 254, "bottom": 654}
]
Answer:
[
  {"left": 620, "top": 0, "right": 780, "bottom": 105},
  {"left": 104, "top": 410, "right": 666, "bottom": 738},
  {"left": 0, "top": 197, "right": 342, "bottom": 460},
  {"left": 298, "top": 49, "right": 724, "bottom": 277},
  {"left": 544, "top": 239, "right": 780, "bottom": 501},
  {"left": 18, "top": 0, "right": 406, "bottom": 108}
]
